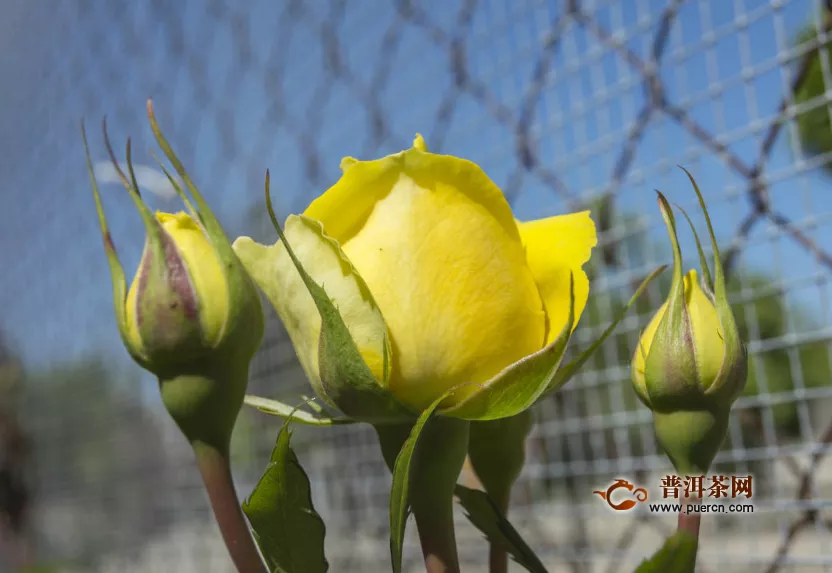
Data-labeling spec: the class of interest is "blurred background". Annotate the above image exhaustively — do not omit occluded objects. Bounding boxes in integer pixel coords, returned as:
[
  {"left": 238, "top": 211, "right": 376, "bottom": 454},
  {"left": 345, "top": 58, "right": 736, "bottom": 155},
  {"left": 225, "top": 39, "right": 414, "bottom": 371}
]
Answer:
[{"left": 1, "top": 0, "right": 832, "bottom": 571}]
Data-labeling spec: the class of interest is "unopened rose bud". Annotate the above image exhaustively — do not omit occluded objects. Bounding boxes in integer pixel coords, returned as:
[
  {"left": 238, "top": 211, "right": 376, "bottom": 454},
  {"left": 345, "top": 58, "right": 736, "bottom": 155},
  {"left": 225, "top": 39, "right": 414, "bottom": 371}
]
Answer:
[
  {"left": 632, "top": 269, "right": 737, "bottom": 406},
  {"left": 124, "top": 211, "right": 234, "bottom": 370},
  {"left": 83, "top": 103, "right": 264, "bottom": 451},
  {"left": 632, "top": 169, "right": 747, "bottom": 474}
]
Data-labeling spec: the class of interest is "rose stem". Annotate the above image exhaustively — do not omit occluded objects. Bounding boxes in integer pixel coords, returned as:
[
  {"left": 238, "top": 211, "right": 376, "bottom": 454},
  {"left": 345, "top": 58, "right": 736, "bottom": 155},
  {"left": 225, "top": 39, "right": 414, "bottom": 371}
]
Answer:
[{"left": 194, "top": 443, "right": 267, "bottom": 573}]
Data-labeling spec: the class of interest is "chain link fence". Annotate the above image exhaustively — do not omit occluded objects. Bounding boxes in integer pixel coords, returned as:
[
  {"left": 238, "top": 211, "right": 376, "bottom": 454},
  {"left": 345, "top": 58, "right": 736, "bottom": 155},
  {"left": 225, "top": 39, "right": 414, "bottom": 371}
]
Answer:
[{"left": 2, "top": 0, "right": 832, "bottom": 571}]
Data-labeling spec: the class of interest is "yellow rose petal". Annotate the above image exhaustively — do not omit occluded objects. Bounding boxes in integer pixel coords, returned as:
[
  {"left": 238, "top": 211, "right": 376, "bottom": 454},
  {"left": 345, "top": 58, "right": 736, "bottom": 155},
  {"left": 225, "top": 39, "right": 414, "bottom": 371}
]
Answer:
[
  {"left": 326, "top": 149, "right": 545, "bottom": 410},
  {"left": 304, "top": 139, "right": 521, "bottom": 247},
  {"left": 517, "top": 211, "right": 597, "bottom": 345},
  {"left": 632, "top": 296, "right": 664, "bottom": 402},
  {"left": 684, "top": 269, "right": 725, "bottom": 389}
]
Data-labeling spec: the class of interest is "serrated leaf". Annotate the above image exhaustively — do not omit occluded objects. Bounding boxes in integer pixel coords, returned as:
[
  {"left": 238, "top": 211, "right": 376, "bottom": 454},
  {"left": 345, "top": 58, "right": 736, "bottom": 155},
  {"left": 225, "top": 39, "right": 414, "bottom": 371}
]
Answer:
[
  {"left": 243, "top": 418, "right": 329, "bottom": 573},
  {"left": 634, "top": 530, "right": 698, "bottom": 573},
  {"left": 438, "top": 274, "right": 575, "bottom": 421},
  {"left": 389, "top": 390, "right": 460, "bottom": 573},
  {"left": 455, "top": 486, "right": 548, "bottom": 573},
  {"left": 244, "top": 394, "right": 357, "bottom": 426},
  {"left": 544, "top": 265, "right": 666, "bottom": 394}
]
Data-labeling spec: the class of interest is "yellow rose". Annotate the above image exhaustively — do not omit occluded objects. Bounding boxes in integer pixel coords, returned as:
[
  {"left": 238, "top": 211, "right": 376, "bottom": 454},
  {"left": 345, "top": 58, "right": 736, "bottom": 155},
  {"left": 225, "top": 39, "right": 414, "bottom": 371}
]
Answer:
[{"left": 236, "top": 135, "right": 595, "bottom": 415}]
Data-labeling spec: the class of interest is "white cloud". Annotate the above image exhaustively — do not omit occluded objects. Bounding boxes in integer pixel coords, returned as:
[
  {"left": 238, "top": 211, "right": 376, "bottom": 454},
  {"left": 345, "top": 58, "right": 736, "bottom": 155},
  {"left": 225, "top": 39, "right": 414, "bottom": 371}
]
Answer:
[{"left": 93, "top": 161, "right": 180, "bottom": 201}]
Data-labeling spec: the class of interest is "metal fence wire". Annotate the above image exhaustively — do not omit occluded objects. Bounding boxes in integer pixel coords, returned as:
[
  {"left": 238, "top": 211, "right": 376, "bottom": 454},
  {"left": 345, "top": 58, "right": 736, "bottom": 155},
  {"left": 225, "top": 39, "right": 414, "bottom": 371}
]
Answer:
[{"left": 2, "top": 0, "right": 832, "bottom": 571}]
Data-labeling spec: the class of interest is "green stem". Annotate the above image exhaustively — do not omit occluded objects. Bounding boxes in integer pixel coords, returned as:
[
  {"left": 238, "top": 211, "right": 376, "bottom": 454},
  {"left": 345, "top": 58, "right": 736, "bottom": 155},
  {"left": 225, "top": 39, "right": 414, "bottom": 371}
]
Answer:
[
  {"left": 488, "top": 539, "right": 508, "bottom": 573},
  {"left": 487, "top": 492, "right": 510, "bottom": 573},
  {"left": 409, "top": 417, "right": 470, "bottom": 573},
  {"left": 677, "top": 492, "right": 702, "bottom": 570},
  {"left": 413, "top": 488, "right": 461, "bottom": 573},
  {"left": 677, "top": 506, "right": 702, "bottom": 538},
  {"left": 468, "top": 412, "right": 533, "bottom": 573},
  {"left": 194, "top": 443, "right": 267, "bottom": 573}
]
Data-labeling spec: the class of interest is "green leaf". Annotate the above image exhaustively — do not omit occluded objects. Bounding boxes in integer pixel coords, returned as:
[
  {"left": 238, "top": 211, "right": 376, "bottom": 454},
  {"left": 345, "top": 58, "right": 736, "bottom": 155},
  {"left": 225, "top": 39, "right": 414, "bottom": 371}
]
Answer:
[
  {"left": 389, "top": 390, "right": 459, "bottom": 573},
  {"left": 634, "top": 530, "right": 698, "bottom": 573},
  {"left": 544, "top": 265, "right": 666, "bottom": 394},
  {"left": 455, "top": 485, "right": 548, "bottom": 573},
  {"left": 439, "top": 274, "right": 575, "bottom": 420},
  {"left": 244, "top": 394, "right": 358, "bottom": 426},
  {"left": 243, "top": 418, "right": 329, "bottom": 573}
]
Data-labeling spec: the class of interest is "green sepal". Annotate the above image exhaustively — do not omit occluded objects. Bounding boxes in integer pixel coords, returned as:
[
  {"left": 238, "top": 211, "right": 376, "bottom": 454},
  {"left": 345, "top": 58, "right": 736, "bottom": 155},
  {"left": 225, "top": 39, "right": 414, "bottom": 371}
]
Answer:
[
  {"left": 679, "top": 167, "right": 748, "bottom": 404},
  {"left": 674, "top": 203, "right": 714, "bottom": 294},
  {"left": 81, "top": 121, "right": 145, "bottom": 367},
  {"left": 149, "top": 151, "right": 199, "bottom": 221},
  {"left": 244, "top": 394, "right": 357, "bottom": 426},
  {"left": 85, "top": 119, "right": 174, "bottom": 367},
  {"left": 634, "top": 530, "right": 698, "bottom": 573},
  {"left": 243, "top": 415, "right": 329, "bottom": 573},
  {"left": 147, "top": 101, "right": 228, "bottom": 253},
  {"left": 257, "top": 172, "right": 414, "bottom": 425},
  {"left": 545, "top": 265, "right": 666, "bottom": 395},
  {"left": 147, "top": 101, "right": 265, "bottom": 368},
  {"left": 644, "top": 193, "right": 702, "bottom": 411},
  {"left": 439, "top": 274, "right": 575, "bottom": 421},
  {"left": 455, "top": 485, "right": 548, "bottom": 573},
  {"left": 103, "top": 123, "right": 167, "bottom": 274}
]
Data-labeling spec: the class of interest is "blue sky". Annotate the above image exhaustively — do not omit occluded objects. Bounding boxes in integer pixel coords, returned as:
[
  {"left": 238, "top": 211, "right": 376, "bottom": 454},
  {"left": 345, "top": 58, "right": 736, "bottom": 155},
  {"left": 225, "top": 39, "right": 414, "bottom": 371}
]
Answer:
[{"left": 1, "top": 0, "right": 831, "bottom": 375}]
